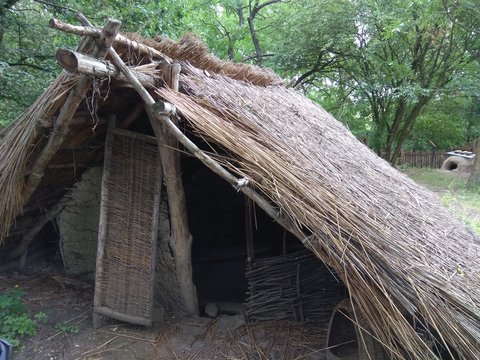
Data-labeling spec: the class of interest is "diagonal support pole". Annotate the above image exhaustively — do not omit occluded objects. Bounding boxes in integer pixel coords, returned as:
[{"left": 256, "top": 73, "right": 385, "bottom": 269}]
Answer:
[{"left": 21, "top": 19, "right": 121, "bottom": 206}]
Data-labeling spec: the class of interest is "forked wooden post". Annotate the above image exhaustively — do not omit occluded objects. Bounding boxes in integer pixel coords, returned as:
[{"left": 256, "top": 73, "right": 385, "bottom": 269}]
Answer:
[{"left": 152, "top": 63, "right": 199, "bottom": 315}]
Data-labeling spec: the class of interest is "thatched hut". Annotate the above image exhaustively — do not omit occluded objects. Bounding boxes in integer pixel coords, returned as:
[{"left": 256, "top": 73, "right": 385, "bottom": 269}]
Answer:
[{"left": 0, "top": 18, "right": 479, "bottom": 360}]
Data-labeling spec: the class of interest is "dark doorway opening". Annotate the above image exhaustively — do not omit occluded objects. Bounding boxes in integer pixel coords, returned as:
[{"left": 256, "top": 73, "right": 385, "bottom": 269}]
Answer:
[{"left": 183, "top": 156, "right": 300, "bottom": 311}]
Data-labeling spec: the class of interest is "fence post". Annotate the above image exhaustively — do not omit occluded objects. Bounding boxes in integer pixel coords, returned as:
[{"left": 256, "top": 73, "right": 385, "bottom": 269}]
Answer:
[{"left": 429, "top": 140, "right": 437, "bottom": 169}]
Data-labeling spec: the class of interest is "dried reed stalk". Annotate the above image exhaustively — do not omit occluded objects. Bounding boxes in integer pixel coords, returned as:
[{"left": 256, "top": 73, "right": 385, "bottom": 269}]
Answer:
[
  {"left": 158, "top": 63, "right": 480, "bottom": 359},
  {"left": 126, "top": 33, "right": 283, "bottom": 87}
]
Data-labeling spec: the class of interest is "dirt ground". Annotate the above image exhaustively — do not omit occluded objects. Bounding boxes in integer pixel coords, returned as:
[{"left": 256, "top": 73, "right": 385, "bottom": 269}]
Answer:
[{"left": 1, "top": 259, "right": 328, "bottom": 360}]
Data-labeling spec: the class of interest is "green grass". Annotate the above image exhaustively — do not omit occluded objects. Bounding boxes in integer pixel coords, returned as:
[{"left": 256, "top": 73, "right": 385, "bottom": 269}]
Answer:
[
  {"left": 402, "top": 167, "right": 480, "bottom": 235},
  {"left": 0, "top": 287, "right": 47, "bottom": 346}
]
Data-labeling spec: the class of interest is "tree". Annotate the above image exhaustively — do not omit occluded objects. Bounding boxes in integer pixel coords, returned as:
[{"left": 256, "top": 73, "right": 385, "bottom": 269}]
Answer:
[
  {"left": 0, "top": 0, "right": 61, "bottom": 124},
  {"left": 0, "top": 0, "right": 194, "bottom": 125},
  {"left": 270, "top": 0, "right": 479, "bottom": 164},
  {"left": 467, "top": 137, "right": 480, "bottom": 187}
]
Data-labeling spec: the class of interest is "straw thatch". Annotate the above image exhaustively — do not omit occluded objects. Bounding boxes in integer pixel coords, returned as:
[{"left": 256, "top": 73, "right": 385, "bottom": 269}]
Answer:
[
  {"left": 135, "top": 33, "right": 283, "bottom": 87},
  {"left": 0, "top": 30, "right": 479, "bottom": 359},
  {"left": 157, "top": 62, "right": 480, "bottom": 359}
]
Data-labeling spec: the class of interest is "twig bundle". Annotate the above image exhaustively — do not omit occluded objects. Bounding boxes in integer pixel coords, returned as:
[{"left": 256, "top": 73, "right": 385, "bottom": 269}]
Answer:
[{"left": 246, "top": 250, "right": 345, "bottom": 324}]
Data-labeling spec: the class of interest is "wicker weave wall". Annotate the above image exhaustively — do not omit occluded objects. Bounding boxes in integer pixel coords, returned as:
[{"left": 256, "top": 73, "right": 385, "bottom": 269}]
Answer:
[{"left": 94, "top": 128, "right": 161, "bottom": 325}]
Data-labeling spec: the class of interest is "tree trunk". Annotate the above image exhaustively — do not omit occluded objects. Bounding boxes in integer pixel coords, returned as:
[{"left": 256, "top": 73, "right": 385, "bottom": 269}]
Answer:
[
  {"left": 247, "top": 16, "right": 263, "bottom": 65},
  {"left": 467, "top": 137, "right": 480, "bottom": 188},
  {"left": 389, "top": 98, "right": 429, "bottom": 165}
]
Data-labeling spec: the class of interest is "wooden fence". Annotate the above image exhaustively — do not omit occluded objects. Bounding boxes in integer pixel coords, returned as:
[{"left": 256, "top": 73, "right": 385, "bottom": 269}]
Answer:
[{"left": 399, "top": 152, "right": 447, "bottom": 168}]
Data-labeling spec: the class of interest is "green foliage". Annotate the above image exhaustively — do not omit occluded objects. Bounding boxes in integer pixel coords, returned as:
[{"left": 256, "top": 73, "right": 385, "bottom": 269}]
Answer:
[
  {"left": 268, "top": 0, "right": 480, "bottom": 162},
  {"left": 405, "top": 95, "right": 480, "bottom": 151},
  {"left": 54, "top": 323, "right": 79, "bottom": 334},
  {"left": 0, "top": 0, "right": 479, "bottom": 159},
  {"left": 0, "top": 287, "right": 47, "bottom": 346}
]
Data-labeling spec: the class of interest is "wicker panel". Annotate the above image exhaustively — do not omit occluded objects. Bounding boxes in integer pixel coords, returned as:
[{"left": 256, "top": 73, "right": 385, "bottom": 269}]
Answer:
[
  {"left": 246, "top": 250, "right": 346, "bottom": 324},
  {"left": 94, "top": 128, "right": 161, "bottom": 325}
]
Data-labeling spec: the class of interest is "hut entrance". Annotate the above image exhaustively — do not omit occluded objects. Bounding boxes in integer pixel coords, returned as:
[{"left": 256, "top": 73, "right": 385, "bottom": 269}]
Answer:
[
  {"left": 183, "top": 157, "right": 300, "bottom": 312},
  {"left": 326, "top": 299, "right": 385, "bottom": 360}
]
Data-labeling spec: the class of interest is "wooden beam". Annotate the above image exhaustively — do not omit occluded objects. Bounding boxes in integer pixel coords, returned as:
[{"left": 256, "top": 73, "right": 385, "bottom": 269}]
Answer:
[
  {"left": 7, "top": 196, "right": 68, "bottom": 260},
  {"left": 56, "top": 49, "right": 159, "bottom": 89},
  {"left": 50, "top": 18, "right": 171, "bottom": 63},
  {"left": 21, "top": 20, "right": 122, "bottom": 206},
  {"left": 150, "top": 63, "right": 199, "bottom": 316}
]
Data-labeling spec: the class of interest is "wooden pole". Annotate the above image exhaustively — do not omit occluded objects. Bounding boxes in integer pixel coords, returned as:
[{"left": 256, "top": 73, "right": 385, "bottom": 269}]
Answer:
[
  {"left": 7, "top": 196, "right": 68, "bottom": 261},
  {"left": 93, "top": 116, "right": 115, "bottom": 329},
  {"left": 21, "top": 20, "right": 122, "bottom": 206},
  {"left": 55, "top": 49, "right": 159, "bottom": 89},
  {"left": 50, "top": 18, "right": 170, "bottom": 63}
]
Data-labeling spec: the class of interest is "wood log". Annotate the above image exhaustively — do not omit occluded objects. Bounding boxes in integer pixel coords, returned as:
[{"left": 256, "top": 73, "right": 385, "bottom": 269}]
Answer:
[
  {"left": 56, "top": 49, "right": 159, "bottom": 89},
  {"left": 50, "top": 18, "right": 171, "bottom": 63},
  {"left": 151, "top": 63, "right": 198, "bottom": 316},
  {"left": 21, "top": 20, "right": 121, "bottom": 207}
]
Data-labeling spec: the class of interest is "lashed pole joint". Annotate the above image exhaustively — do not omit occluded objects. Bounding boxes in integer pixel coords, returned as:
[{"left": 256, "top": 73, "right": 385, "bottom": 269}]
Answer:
[
  {"left": 107, "top": 46, "right": 300, "bottom": 241},
  {"left": 50, "top": 18, "right": 171, "bottom": 63}
]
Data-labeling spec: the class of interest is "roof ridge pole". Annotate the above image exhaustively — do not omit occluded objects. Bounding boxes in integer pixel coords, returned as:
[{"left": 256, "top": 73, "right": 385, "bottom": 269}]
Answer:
[
  {"left": 55, "top": 48, "right": 159, "bottom": 89},
  {"left": 21, "top": 19, "right": 121, "bottom": 206}
]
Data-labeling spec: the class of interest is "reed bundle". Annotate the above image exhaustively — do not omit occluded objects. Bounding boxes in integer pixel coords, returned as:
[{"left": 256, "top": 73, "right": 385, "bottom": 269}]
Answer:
[{"left": 158, "top": 64, "right": 480, "bottom": 359}]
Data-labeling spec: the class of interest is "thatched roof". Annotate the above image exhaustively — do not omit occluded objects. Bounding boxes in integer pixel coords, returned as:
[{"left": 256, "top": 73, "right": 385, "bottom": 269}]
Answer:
[{"left": 0, "top": 31, "right": 479, "bottom": 359}]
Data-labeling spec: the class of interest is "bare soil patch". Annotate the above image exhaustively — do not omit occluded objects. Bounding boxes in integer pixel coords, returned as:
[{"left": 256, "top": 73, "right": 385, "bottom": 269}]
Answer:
[{"left": 1, "top": 260, "right": 327, "bottom": 360}]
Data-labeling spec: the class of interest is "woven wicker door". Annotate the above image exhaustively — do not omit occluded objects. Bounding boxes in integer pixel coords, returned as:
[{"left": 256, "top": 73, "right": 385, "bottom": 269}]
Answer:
[{"left": 93, "top": 126, "right": 161, "bottom": 327}]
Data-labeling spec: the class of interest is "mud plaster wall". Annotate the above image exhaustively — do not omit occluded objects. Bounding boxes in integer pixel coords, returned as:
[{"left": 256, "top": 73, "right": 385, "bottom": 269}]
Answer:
[
  {"left": 155, "top": 193, "right": 185, "bottom": 314},
  {"left": 57, "top": 167, "right": 102, "bottom": 275}
]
